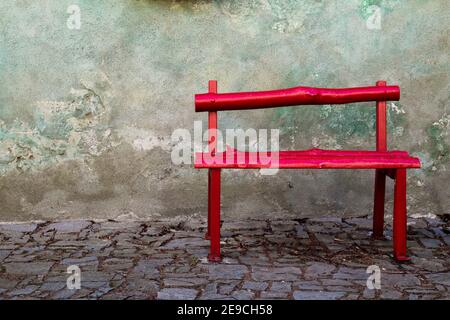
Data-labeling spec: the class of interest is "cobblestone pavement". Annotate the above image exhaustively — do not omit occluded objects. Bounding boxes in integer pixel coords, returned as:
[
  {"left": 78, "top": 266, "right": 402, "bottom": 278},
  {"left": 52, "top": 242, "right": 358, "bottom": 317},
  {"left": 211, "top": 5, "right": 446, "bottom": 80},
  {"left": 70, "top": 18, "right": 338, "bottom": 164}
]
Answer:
[{"left": 0, "top": 214, "right": 448, "bottom": 300}]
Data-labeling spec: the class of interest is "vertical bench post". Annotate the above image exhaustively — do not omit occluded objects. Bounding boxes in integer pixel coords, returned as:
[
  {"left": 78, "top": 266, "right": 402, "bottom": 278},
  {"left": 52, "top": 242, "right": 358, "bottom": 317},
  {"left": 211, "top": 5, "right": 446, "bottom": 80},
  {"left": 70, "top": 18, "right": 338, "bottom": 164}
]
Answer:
[
  {"left": 393, "top": 168, "right": 409, "bottom": 261},
  {"left": 372, "top": 81, "right": 387, "bottom": 238},
  {"left": 207, "top": 80, "right": 222, "bottom": 262}
]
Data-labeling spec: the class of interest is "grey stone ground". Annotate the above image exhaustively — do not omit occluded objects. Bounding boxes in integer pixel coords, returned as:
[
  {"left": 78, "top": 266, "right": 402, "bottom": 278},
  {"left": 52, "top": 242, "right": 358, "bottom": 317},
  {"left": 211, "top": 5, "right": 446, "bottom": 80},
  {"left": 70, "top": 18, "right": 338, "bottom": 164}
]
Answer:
[{"left": 0, "top": 215, "right": 448, "bottom": 300}]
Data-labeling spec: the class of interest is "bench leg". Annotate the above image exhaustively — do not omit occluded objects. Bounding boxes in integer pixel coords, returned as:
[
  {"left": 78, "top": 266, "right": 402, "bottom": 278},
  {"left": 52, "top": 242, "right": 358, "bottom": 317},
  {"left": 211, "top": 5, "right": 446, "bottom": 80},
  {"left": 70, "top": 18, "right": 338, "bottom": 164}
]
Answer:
[
  {"left": 393, "top": 169, "right": 410, "bottom": 261},
  {"left": 208, "top": 168, "right": 222, "bottom": 262},
  {"left": 372, "top": 169, "right": 386, "bottom": 239},
  {"left": 205, "top": 169, "right": 212, "bottom": 240}
]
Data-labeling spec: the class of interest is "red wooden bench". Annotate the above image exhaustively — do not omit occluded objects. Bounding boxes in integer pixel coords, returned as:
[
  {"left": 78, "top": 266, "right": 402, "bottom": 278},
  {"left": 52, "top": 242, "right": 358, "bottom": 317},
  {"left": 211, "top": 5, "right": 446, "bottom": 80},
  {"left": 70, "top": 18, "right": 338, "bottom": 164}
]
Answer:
[{"left": 194, "top": 80, "right": 421, "bottom": 262}]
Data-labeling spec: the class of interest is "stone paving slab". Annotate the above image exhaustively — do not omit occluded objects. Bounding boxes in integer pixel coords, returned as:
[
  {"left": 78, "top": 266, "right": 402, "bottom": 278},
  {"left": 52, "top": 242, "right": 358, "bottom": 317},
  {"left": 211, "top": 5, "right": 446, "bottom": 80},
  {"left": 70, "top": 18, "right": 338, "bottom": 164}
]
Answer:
[{"left": 0, "top": 215, "right": 448, "bottom": 300}]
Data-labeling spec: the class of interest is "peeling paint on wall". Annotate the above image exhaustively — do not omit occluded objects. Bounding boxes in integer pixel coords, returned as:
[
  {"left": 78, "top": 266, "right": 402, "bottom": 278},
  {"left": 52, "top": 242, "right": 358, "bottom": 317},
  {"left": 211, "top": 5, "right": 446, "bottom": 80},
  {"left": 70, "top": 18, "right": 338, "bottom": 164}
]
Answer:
[
  {"left": 359, "top": 0, "right": 400, "bottom": 20},
  {"left": 272, "top": 101, "right": 407, "bottom": 149},
  {"left": 0, "top": 86, "right": 113, "bottom": 174},
  {"left": 425, "top": 113, "right": 450, "bottom": 172},
  {"left": 117, "top": 127, "right": 171, "bottom": 152}
]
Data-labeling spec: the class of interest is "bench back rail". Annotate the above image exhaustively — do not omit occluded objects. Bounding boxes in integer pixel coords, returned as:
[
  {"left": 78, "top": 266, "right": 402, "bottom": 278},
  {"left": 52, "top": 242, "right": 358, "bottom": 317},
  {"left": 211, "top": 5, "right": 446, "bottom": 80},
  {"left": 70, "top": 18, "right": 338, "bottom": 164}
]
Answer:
[{"left": 196, "top": 80, "right": 399, "bottom": 153}]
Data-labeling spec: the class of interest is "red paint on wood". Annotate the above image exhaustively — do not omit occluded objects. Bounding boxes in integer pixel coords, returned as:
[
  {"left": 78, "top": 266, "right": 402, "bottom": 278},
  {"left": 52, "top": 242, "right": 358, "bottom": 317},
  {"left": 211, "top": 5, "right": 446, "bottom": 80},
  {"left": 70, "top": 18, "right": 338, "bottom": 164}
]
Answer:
[
  {"left": 393, "top": 169, "right": 409, "bottom": 261},
  {"left": 208, "top": 168, "right": 222, "bottom": 262},
  {"left": 195, "top": 85, "right": 400, "bottom": 112},
  {"left": 208, "top": 81, "right": 218, "bottom": 154},
  {"left": 372, "top": 169, "right": 386, "bottom": 239},
  {"left": 373, "top": 81, "right": 388, "bottom": 241},
  {"left": 376, "top": 81, "right": 387, "bottom": 151},
  {"left": 195, "top": 80, "right": 418, "bottom": 263},
  {"left": 206, "top": 170, "right": 211, "bottom": 240},
  {"left": 206, "top": 80, "right": 218, "bottom": 241},
  {"left": 195, "top": 148, "right": 421, "bottom": 169}
]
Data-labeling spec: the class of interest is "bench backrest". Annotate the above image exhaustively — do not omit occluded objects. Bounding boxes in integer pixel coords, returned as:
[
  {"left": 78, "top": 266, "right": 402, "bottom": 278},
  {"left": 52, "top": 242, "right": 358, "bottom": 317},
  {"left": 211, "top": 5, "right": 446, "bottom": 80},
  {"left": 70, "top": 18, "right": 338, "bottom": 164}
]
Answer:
[{"left": 195, "top": 80, "right": 400, "bottom": 153}]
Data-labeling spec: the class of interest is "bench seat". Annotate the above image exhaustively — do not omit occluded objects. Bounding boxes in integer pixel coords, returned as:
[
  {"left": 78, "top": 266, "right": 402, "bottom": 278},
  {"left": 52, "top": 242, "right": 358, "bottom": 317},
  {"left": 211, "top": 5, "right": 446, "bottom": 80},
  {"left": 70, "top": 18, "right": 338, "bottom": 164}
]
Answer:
[{"left": 195, "top": 148, "right": 421, "bottom": 169}]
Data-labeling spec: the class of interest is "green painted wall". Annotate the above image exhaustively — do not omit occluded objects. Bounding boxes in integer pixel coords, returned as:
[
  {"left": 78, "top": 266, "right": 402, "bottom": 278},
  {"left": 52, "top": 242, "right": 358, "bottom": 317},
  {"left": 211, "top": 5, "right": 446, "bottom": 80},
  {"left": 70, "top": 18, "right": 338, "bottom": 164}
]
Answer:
[{"left": 0, "top": 0, "right": 448, "bottom": 221}]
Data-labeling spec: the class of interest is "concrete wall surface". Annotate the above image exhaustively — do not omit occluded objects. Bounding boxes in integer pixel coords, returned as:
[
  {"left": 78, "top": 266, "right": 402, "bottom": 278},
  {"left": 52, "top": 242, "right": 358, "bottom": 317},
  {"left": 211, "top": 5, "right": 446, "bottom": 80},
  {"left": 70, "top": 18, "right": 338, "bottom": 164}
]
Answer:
[{"left": 0, "top": 0, "right": 448, "bottom": 221}]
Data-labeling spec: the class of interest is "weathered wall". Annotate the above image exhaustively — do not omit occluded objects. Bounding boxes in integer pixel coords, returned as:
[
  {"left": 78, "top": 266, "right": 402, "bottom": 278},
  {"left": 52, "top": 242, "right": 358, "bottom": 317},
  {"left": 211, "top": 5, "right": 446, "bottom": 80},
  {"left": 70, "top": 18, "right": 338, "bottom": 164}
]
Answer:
[{"left": 0, "top": 0, "right": 448, "bottom": 221}]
